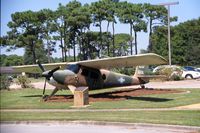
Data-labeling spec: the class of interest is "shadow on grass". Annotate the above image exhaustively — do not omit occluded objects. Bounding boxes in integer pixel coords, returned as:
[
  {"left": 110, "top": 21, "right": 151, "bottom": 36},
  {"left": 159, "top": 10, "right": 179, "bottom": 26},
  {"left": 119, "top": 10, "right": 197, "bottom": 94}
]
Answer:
[
  {"left": 89, "top": 94, "right": 173, "bottom": 102},
  {"left": 22, "top": 94, "right": 172, "bottom": 102},
  {"left": 128, "top": 96, "right": 173, "bottom": 102}
]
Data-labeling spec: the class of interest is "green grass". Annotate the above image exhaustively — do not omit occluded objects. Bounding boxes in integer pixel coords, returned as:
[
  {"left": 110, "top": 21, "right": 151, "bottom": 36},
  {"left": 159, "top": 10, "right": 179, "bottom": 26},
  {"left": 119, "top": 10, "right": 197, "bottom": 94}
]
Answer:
[
  {"left": 0, "top": 89, "right": 73, "bottom": 109},
  {"left": 1, "top": 110, "right": 200, "bottom": 126},
  {"left": 0, "top": 88, "right": 200, "bottom": 109},
  {"left": 1, "top": 88, "right": 200, "bottom": 126}
]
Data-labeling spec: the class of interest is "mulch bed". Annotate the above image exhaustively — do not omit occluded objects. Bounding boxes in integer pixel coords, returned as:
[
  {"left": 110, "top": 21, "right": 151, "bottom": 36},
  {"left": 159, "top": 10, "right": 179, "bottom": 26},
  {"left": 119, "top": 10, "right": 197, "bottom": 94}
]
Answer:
[{"left": 45, "top": 88, "right": 183, "bottom": 102}]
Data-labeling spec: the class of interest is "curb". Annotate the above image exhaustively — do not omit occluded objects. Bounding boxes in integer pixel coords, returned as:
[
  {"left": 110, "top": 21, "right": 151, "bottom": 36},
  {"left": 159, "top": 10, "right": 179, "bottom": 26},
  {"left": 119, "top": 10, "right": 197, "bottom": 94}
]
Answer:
[
  {"left": 1, "top": 121, "right": 200, "bottom": 131},
  {"left": 1, "top": 108, "right": 200, "bottom": 112}
]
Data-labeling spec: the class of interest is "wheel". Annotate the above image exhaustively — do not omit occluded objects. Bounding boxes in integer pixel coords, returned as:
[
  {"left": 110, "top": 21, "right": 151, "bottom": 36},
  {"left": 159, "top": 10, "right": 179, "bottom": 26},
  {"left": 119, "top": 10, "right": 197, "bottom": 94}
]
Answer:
[
  {"left": 140, "top": 84, "right": 145, "bottom": 89},
  {"left": 185, "top": 74, "right": 193, "bottom": 79}
]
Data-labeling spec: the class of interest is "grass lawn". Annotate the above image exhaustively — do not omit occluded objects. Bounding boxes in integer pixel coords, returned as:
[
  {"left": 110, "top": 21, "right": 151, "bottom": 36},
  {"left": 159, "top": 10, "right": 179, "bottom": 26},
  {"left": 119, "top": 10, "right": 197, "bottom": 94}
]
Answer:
[
  {"left": 0, "top": 88, "right": 200, "bottom": 109},
  {"left": 1, "top": 88, "right": 200, "bottom": 126},
  {"left": 1, "top": 110, "right": 200, "bottom": 126}
]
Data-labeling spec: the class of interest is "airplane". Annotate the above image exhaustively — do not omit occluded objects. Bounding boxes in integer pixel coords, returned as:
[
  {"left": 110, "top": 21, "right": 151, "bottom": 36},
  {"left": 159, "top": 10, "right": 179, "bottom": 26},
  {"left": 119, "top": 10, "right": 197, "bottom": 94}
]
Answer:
[{"left": 0, "top": 53, "right": 167, "bottom": 101}]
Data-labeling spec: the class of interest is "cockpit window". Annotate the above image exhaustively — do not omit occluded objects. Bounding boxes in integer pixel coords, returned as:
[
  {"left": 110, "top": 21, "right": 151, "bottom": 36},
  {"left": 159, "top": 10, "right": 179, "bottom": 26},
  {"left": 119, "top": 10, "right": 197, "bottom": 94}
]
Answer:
[
  {"left": 66, "top": 64, "right": 80, "bottom": 73},
  {"left": 90, "top": 72, "right": 99, "bottom": 79},
  {"left": 81, "top": 69, "right": 89, "bottom": 76}
]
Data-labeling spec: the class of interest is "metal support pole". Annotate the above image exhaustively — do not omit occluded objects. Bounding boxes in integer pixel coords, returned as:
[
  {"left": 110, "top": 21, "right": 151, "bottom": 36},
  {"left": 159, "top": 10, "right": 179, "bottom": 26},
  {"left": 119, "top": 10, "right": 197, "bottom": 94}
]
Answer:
[
  {"left": 167, "top": 5, "right": 171, "bottom": 66},
  {"left": 158, "top": 2, "right": 179, "bottom": 66}
]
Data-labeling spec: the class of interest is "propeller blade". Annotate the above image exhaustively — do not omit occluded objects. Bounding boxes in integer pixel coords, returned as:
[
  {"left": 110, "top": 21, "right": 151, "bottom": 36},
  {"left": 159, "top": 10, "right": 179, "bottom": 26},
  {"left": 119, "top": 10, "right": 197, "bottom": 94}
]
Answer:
[
  {"left": 48, "top": 66, "right": 61, "bottom": 76},
  {"left": 36, "top": 59, "right": 45, "bottom": 72},
  {"left": 43, "top": 79, "right": 47, "bottom": 97}
]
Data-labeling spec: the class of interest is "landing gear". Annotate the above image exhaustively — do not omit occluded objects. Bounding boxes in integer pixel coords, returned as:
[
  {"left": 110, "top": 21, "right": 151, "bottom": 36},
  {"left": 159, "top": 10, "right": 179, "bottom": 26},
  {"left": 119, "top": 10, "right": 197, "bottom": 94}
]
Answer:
[
  {"left": 140, "top": 84, "right": 145, "bottom": 89},
  {"left": 43, "top": 87, "right": 59, "bottom": 101}
]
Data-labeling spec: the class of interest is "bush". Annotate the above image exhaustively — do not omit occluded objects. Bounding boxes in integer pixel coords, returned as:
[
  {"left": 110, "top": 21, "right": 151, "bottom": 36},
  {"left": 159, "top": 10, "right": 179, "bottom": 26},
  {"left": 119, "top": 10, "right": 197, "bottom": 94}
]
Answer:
[
  {"left": 16, "top": 75, "right": 33, "bottom": 88},
  {"left": 0, "top": 75, "right": 12, "bottom": 90},
  {"left": 158, "top": 67, "right": 183, "bottom": 81},
  {"left": 111, "top": 67, "right": 135, "bottom": 75}
]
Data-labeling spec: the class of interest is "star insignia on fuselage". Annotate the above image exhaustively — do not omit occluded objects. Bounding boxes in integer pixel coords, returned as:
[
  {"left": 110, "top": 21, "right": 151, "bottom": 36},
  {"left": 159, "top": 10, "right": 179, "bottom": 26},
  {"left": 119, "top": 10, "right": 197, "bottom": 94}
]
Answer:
[{"left": 118, "top": 77, "right": 125, "bottom": 84}]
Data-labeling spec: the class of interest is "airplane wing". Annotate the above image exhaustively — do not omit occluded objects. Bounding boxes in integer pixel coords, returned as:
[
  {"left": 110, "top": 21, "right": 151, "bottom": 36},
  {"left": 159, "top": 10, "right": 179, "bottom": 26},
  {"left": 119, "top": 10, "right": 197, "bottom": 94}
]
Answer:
[
  {"left": 75, "top": 53, "right": 167, "bottom": 69},
  {"left": 0, "top": 62, "right": 67, "bottom": 74},
  {"left": 0, "top": 53, "right": 167, "bottom": 74}
]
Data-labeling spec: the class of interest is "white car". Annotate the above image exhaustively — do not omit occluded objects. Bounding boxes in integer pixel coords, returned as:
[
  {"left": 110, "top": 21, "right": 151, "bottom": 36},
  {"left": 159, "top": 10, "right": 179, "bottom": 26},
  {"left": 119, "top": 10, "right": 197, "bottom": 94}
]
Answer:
[
  {"left": 152, "top": 65, "right": 180, "bottom": 73},
  {"left": 153, "top": 65, "right": 200, "bottom": 79},
  {"left": 181, "top": 69, "right": 200, "bottom": 79}
]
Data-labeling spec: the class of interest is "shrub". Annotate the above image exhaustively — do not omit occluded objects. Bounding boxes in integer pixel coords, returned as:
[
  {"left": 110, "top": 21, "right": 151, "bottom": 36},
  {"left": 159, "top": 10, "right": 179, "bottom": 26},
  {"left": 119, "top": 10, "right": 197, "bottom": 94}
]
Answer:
[
  {"left": 16, "top": 75, "right": 33, "bottom": 88},
  {"left": 0, "top": 75, "right": 12, "bottom": 90},
  {"left": 158, "top": 67, "right": 183, "bottom": 81}
]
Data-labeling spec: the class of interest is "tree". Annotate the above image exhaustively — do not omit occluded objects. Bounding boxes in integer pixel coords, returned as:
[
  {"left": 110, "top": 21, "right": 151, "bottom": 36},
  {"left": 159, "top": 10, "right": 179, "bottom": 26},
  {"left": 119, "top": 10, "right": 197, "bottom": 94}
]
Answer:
[
  {"left": 82, "top": 31, "right": 108, "bottom": 59},
  {"left": 101, "top": 0, "right": 119, "bottom": 57},
  {"left": 151, "top": 18, "right": 200, "bottom": 66},
  {"left": 113, "top": 33, "right": 132, "bottom": 56},
  {"left": 38, "top": 9, "right": 56, "bottom": 63},
  {"left": 54, "top": 3, "right": 70, "bottom": 62},
  {"left": 24, "top": 44, "right": 48, "bottom": 65},
  {"left": 66, "top": 1, "right": 91, "bottom": 61},
  {"left": 5, "top": 11, "right": 45, "bottom": 64},
  {"left": 0, "top": 54, "right": 23, "bottom": 66},
  {"left": 143, "top": 4, "right": 177, "bottom": 52},
  {"left": 117, "top": 2, "right": 146, "bottom": 55},
  {"left": 90, "top": 0, "right": 107, "bottom": 57},
  {"left": 132, "top": 4, "right": 147, "bottom": 54}
]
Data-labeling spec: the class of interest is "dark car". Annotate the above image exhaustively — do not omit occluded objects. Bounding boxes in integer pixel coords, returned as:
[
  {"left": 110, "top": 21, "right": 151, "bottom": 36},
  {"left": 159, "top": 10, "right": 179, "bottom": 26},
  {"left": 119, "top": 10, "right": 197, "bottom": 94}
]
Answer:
[{"left": 183, "top": 66, "right": 200, "bottom": 72}]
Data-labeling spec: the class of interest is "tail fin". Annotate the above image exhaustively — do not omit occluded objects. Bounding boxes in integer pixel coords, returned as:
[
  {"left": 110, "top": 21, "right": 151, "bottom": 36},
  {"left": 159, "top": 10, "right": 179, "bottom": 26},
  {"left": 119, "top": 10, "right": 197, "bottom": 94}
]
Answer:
[
  {"left": 134, "top": 66, "right": 150, "bottom": 84},
  {"left": 134, "top": 66, "right": 147, "bottom": 76},
  {"left": 134, "top": 66, "right": 166, "bottom": 84}
]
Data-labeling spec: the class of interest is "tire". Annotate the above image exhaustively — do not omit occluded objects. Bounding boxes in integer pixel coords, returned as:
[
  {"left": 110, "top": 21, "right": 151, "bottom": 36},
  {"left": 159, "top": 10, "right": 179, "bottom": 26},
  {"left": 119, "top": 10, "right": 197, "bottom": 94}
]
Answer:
[{"left": 185, "top": 74, "right": 193, "bottom": 79}]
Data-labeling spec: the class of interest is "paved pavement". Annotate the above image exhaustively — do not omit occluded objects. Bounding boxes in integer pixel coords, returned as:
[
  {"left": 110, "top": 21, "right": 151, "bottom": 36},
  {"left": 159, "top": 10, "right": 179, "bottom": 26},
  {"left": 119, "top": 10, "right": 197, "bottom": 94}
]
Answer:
[
  {"left": 1, "top": 107, "right": 199, "bottom": 113},
  {"left": 1, "top": 122, "right": 199, "bottom": 133},
  {"left": 10, "top": 79, "right": 200, "bottom": 90}
]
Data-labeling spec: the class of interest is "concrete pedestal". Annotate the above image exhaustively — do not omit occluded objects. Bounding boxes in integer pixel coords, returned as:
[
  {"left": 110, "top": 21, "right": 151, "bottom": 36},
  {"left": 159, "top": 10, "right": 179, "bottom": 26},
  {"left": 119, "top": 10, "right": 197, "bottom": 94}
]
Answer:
[{"left": 74, "top": 87, "right": 89, "bottom": 107}]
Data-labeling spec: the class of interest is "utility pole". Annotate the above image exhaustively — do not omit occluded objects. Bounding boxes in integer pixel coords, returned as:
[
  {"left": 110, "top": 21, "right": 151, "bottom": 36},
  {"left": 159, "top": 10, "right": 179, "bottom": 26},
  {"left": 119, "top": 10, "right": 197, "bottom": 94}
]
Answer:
[{"left": 158, "top": 2, "right": 179, "bottom": 66}]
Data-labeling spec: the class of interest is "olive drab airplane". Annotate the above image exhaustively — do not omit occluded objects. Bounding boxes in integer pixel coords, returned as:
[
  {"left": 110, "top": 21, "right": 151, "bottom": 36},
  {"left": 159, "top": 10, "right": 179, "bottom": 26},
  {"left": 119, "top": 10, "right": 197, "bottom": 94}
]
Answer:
[{"left": 0, "top": 53, "right": 167, "bottom": 100}]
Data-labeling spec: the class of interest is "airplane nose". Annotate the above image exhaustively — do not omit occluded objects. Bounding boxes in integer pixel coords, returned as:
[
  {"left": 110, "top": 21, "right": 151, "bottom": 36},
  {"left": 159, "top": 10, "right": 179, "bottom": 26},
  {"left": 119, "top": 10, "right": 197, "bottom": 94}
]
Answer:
[{"left": 52, "top": 70, "right": 75, "bottom": 84}]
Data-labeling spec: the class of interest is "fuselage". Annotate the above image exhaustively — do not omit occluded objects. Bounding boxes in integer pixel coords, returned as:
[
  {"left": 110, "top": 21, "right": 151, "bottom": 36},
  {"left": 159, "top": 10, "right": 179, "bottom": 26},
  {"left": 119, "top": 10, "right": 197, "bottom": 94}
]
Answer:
[{"left": 47, "top": 66, "right": 143, "bottom": 90}]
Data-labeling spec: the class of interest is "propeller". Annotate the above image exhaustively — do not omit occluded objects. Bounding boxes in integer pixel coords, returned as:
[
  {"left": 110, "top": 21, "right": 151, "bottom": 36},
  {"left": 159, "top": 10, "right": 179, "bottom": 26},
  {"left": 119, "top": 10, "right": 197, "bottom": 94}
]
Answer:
[
  {"left": 36, "top": 60, "right": 45, "bottom": 72},
  {"left": 43, "top": 79, "right": 47, "bottom": 97},
  {"left": 36, "top": 60, "right": 61, "bottom": 97}
]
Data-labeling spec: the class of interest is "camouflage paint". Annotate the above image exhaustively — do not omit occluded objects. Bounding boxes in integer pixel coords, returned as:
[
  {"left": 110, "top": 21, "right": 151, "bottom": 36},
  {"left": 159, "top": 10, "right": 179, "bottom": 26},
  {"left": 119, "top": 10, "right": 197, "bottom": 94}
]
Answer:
[{"left": 53, "top": 66, "right": 141, "bottom": 90}]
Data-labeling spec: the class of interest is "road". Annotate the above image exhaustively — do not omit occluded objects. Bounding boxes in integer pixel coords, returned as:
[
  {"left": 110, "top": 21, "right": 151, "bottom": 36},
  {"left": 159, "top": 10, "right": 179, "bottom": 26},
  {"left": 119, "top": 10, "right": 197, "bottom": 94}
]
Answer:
[{"left": 1, "top": 123, "right": 199, "bottom": 133}]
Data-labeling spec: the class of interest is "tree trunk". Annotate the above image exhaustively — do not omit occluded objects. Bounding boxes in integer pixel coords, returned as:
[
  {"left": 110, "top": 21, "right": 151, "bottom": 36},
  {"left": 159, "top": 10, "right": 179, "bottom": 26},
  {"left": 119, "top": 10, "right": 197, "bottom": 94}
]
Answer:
[
  {"left": 60, "top": 30, "right": 64, "bottom": 62},
  {"left": 73, "top": 38, "right": 76, "bottom": 62},
  {"left": 63, "top": 22, "right": 67, "bottom": 62},
  {"left": 112, "top": 21, "right": 115, "bottom": 57},
  {"left": 31, "top": 40, "right": 38, "bottom": 79},
  {"left": 31, "top": 41, "right": 36, "bottom": 64},
  {"left": 47, "top": 36, "right": 51, "bottom": 63},
  {"left": 148, "top": 19, "right": 153, "bottom": 52},
  {"left": 107, "top": 21, "right": 110, "bottom": 56},
  {"left": 134, "top": 31, "right": 138, "bottom": 55},
  {"left": 107, "top": 21, "right": 109, "bottom": 32},
  {"left": 130, "top": 23, "right": 133, "bottom": 55},
  {"left": 99, "top": 21, "right": 102, "bottom": 58}
]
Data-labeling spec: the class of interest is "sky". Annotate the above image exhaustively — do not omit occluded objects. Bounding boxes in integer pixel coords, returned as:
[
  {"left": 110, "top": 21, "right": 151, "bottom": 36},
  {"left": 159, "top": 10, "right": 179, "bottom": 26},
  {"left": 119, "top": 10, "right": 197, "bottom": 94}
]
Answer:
[{"left": 1, "top": 0, "right": 200, "bottom": 57}]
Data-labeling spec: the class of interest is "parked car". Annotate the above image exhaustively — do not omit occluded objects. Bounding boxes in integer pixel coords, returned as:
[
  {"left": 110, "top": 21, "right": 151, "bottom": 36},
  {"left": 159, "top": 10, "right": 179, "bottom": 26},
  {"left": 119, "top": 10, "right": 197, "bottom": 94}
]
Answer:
[
  {"left": 183, "top": 66, "right": 200, "bottom": 72},
  {"left": 152, "top": 65, "right": 180, "bottom": 73},
  {"left": 182, "top": 66, "right": 200, "bottom": 79},
  {"left": 153, "top": 65, "right": 200, "bottom": 79}
]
